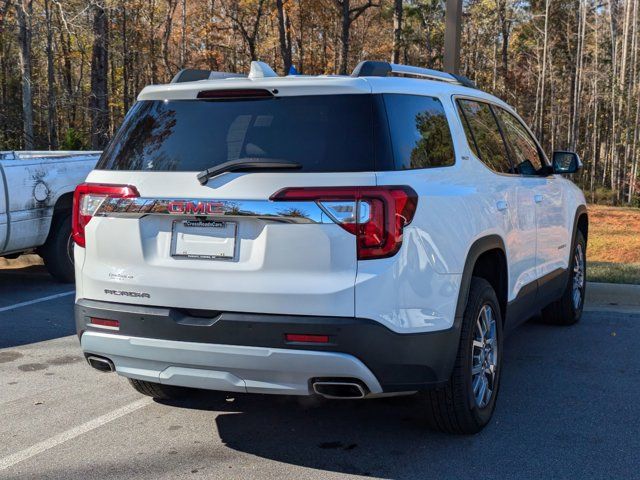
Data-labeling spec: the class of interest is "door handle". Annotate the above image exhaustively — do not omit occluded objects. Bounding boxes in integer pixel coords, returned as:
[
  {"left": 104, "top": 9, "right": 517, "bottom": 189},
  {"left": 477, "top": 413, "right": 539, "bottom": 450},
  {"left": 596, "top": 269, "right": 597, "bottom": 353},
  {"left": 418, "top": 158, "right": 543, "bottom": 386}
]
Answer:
[
  {"left": 496, "top": 200, "right": 508, "bottom": 211},
  {"left": 534, "top": 194, "right": 544, "bottom": 203}
]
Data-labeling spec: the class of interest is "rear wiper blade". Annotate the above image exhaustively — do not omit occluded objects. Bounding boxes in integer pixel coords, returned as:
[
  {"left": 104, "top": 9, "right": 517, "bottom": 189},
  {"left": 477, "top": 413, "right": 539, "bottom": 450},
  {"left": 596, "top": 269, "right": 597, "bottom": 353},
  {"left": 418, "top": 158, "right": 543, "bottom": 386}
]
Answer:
[{"left": 197, "top": 158, "right": 302, "bottom": 185}]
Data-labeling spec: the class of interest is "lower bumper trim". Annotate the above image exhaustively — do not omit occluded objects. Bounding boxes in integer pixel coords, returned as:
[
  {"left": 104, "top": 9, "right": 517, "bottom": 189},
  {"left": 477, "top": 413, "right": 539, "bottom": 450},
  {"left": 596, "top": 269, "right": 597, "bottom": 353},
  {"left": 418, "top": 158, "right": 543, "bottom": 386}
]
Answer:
[{"left": 81, "top": 331, "right": 383, "bottom": 396}]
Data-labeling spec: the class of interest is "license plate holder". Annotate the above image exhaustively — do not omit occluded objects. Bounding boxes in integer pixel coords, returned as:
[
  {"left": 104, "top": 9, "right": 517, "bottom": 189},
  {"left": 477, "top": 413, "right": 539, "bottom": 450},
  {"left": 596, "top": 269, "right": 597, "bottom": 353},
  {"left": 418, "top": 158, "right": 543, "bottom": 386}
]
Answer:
[{"left": 171, "top": 220, "right": 236, "bottom": 260}]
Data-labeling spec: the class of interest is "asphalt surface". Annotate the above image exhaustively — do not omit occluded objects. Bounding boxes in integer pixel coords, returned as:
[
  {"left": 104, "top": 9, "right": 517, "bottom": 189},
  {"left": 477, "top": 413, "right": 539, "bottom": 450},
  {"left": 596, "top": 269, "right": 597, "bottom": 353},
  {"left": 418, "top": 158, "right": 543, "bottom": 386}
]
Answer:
[{"left": 1, "top": 264, "right": 639, "bottom": 480}]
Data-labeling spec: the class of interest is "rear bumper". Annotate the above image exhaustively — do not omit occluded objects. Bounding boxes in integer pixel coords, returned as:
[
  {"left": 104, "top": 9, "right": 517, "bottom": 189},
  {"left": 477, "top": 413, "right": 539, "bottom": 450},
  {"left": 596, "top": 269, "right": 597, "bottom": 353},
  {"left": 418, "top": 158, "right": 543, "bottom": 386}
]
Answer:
[{"left": 76, "top": 299, "right": 460, "bottom": 394}]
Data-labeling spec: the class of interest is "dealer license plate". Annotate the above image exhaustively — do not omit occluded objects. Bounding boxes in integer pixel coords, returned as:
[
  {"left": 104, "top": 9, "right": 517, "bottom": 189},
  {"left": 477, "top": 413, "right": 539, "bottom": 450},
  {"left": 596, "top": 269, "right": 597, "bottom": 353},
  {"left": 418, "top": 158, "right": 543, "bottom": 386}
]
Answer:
[{"left": 171, "top": 220, "right": 236, "bottom": 260}]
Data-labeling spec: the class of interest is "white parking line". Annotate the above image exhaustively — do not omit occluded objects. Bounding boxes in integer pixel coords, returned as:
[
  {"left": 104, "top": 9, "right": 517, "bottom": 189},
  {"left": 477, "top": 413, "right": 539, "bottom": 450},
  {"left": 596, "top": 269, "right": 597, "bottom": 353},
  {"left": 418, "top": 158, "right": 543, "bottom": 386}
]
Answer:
[
  {"left": 0, "top": 398, "right": 153, "bottom": 472},
  {"left": 0, "top": 291, "right": 74, "bottom": 313}
]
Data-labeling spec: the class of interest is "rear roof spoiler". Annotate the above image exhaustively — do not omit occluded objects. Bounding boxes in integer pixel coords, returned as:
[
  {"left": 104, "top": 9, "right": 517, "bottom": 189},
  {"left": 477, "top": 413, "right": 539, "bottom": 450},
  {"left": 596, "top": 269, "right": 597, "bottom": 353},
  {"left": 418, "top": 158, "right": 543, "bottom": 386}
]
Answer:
[
  {"left": 171, "top": 69, "right": 247, "bottom": 83},
  {"left": 171, "top": 62, "right": 279, "bottom": 83}
]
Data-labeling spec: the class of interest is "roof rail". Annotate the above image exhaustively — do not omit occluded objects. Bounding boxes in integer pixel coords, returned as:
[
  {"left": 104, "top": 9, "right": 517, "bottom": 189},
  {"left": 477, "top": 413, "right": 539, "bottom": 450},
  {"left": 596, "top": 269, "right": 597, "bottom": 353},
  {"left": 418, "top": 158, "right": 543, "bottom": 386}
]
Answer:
[{"left": 351, "top": 61, "right": 476, "bottom": 89}]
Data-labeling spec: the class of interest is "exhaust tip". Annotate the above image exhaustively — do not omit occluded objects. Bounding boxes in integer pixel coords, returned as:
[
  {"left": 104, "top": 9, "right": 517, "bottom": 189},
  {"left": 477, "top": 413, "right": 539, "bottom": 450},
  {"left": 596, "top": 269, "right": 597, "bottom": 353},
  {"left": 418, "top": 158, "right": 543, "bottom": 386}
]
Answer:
[
  {"left": 86, "top": 355, "right": 115, "bottom": 373},
  {"left": 312, "top": 381, "right": 367, "bottom": 399}
]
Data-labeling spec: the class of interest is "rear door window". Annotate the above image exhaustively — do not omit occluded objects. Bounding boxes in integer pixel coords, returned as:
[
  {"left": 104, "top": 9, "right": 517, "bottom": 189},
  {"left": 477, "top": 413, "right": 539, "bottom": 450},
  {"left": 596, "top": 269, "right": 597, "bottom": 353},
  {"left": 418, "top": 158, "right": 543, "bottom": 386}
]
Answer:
[
  {"left": 457, "top": 99, "right": 513, "bottom": 174},
  {"left": 97, "top": 94, "right": 391, "bottom": 172},
  {"left": 383, "top": 94, "right": 455, "bottom": 170},
  {"left": 493, "top": 107, "right": 545, "bottom": 175}
]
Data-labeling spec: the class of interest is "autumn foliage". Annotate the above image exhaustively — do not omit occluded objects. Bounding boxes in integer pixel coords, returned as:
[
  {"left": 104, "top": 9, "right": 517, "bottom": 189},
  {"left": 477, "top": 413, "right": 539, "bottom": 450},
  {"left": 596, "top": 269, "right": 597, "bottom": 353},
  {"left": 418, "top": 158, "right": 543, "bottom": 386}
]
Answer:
[{"left": 0, "top": 0, "right": 639, "bottom": 204}]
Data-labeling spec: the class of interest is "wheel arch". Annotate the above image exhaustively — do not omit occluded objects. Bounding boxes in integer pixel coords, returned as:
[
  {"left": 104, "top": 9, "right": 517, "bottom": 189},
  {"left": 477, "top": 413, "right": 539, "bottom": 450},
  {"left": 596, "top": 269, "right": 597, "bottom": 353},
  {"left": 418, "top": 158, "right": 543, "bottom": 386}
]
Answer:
[
  {"left": 574, "top": 205, "right": 588, "bottom": 245},
  {"left": 39, "top": 191, "right": 73, "bottom": 248},
  {"left": 562, "top": 204, "right": 588, "bottom": 291},
  {"left": 52, "top": 190, "right": 73, "bottom": 215},
  {"left": 454, "top": 235, "right": 509, "bottom": 326}
]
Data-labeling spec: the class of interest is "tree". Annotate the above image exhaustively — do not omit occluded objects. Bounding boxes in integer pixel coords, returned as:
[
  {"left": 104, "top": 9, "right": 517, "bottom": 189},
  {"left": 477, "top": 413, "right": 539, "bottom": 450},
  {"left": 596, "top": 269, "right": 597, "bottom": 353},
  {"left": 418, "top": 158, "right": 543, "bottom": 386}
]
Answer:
[
  {"left": 276, "top": 0, "right": 293, "bottom": 74},
  {"left": 162, "top": 0, "right": 178, "bottom": 76},
  {"left": 14, "top": 0, "right": 33, "bottom": 149},
  {"left": 0, "top": 0, "right": 639, "bottom": 205},
  {"left": 44, "top": 0, "right": 58, "bottom": 148},
  {"left": 333, "top": 0, "right": 378, "bottom": 74},
  {"left": 391, "top": 0, "right": 402, "bottom": 63},
  {"left": 225, "top": 0, "right": 267, "bottom": 62},
  {"left": 495, "top": 0, "right": 511, "bottom": 90},
  {"left": 89, "top": 1, "right": 109, "bottom": 149}
]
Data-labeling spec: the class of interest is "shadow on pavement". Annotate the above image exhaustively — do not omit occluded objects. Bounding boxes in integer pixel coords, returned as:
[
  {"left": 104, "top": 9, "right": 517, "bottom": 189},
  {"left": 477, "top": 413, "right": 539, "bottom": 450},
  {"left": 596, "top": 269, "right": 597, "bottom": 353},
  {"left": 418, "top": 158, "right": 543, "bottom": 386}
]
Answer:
[
  {"left": 158, "top": 312, "right": 640, "bottom": 479},
  {"left": 0, "top": 264, "right": 76, "bottom": 348}
]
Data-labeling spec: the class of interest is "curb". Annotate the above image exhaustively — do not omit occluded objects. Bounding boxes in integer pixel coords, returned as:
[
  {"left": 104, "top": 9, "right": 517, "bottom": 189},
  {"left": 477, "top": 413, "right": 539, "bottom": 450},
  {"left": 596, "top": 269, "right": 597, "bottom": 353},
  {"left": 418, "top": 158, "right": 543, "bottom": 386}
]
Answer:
[{"left": 585, "top": 282, "right": 640, "bottom": 311}]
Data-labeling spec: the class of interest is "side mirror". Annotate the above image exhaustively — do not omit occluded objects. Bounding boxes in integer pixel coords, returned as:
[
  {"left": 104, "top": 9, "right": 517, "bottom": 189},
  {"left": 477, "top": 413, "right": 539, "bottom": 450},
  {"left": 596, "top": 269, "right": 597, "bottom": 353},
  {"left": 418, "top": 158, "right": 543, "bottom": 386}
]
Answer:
[{"left": 552, "top": 151, "right": 582, "bottom": 174}]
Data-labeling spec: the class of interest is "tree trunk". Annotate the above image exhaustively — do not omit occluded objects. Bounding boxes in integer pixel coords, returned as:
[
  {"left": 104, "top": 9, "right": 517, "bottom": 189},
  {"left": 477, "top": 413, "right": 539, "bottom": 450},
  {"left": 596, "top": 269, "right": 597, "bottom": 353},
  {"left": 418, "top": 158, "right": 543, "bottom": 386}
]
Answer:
[
  {"left": 206, "top": 0, "right": 216, "bottom": 68},
  {"left": 338, "top": 0, "right": 350, "bottom": 75},
  {"left": 391, "top": 0, "right": 402, "bottom": 63},
  {"left": 44, "top": 0, "right": 58, "bottom": 149},
  {"left": 122, "top": 1, "right": 129, "bottom": 112},
  {"left": 495, "top": 0, "right": 510, "bottom": 92},
  {"left": 15, "top": 0, "right": 34, "bottom": 149},
  {"left": 89, "top": 2, "right": 109, "bottom": 149},
  {"left": 296, "top": 0, "right": 305, "bottom": 73},
  {"left": 276, "top": 0, "right": 292, "bottom": 74},
  {"left": 180, "top": 0, "right": 186, "bottom": 69},
  {"left": 149, "top": 0, "right": 158, "bottom": 83},
  {"left": 162, "top": 0, "right": 178, "bottom": 79},
  {"left": 590, "top": 9, "right": 600, "bottom": 201},
  {"left": 537, "top": 0, "right": 550, "bottom": 144},
  {"left": 55, "top": 1, "right": 73, "bottom": 101}
]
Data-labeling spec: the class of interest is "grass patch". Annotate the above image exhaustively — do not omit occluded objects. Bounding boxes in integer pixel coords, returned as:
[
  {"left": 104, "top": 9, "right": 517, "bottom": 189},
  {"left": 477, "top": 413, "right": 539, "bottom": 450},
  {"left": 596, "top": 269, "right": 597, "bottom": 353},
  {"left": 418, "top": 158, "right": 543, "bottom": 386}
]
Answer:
[
  {"left": 588, "top": 205, "right": 640, "bottom": 264},
  {"left": 587, "top": 205, "right": 640, "bottom": 284},
  {"left": 588, "top": 261, "right": 640, "bottom": 285}
]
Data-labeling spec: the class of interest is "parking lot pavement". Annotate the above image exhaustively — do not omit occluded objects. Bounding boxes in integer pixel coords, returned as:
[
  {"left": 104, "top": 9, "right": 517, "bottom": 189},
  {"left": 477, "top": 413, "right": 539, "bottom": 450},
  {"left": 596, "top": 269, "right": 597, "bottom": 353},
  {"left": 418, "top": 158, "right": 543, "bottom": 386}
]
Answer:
[{"left": 1, "top": 265, "right": 639, "bottom": 480}]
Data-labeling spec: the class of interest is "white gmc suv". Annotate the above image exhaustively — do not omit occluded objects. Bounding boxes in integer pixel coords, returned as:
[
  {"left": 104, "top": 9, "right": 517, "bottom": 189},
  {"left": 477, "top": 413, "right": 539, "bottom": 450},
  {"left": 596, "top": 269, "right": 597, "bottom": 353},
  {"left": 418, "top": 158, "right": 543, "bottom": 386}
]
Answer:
[{"left": 74, "top": 61, "right": 588, "bottom": 434}]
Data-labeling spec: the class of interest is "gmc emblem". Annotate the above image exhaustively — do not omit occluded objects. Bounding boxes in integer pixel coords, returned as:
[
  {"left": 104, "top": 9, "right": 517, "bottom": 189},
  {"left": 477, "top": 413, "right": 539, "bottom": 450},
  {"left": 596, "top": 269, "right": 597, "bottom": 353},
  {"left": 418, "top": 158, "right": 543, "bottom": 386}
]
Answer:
[{"left": 167, "top": 200, "right": 225, "bottom": 215}]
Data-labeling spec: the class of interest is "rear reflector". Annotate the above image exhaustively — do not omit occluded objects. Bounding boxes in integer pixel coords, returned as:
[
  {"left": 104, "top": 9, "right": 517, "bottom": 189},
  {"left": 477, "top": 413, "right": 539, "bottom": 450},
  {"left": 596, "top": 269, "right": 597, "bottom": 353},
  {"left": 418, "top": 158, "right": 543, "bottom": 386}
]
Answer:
[
  {"left": 285, "top": 334, "right": 330, "bottom": 344},
  {"left": 89, "top": 318, "right": 120, "bottom": 329},
  {"left": 271, "top": 186, "right": 417, "bottom": 260}
]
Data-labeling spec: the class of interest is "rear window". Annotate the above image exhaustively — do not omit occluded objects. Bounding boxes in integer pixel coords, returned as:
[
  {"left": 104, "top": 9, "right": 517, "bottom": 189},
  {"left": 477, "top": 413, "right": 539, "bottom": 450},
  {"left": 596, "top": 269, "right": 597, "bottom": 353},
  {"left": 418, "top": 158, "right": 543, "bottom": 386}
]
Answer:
[{"left": 97, "top": 94, "right": 391, "bottom": 172}]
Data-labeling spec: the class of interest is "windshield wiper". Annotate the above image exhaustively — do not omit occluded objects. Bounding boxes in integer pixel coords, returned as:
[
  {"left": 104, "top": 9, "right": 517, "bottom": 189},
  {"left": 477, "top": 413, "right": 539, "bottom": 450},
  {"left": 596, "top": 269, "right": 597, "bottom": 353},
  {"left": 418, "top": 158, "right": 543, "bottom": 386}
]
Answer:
[{"left": 197, "top": 158, "right": 302, "bottom": 185}]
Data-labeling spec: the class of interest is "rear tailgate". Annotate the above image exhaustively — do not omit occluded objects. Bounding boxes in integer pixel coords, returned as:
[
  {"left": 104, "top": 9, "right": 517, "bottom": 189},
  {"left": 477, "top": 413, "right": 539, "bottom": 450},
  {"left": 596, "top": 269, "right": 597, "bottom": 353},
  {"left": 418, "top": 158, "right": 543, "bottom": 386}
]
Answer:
[
  {"left": 78, "top": 170, "right": 376, "bottom": 317},
  {"left": 76, "top": 92, "right": 393, "bottom": 317}
]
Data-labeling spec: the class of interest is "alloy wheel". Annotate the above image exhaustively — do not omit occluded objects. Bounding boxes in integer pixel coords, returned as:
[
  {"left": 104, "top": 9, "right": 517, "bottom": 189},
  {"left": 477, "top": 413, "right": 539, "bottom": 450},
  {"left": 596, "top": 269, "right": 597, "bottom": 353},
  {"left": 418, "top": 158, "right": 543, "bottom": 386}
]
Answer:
[
  {"left": 471, "top": 304, "right": 499, "bottom": 409},
  {"left": 572, "top": 243, "right": 585, "bottom": 310}
]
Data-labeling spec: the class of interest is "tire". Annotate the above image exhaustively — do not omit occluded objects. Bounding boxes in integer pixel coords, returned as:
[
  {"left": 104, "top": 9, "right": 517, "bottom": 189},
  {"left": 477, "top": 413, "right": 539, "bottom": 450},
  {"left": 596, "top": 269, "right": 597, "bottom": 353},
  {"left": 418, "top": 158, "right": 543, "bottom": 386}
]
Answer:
[
  {"left": 40, "top": 213, "right": 75, "bottom": 283},
  {"left": 128, "top": 378, "right": 194, "bottom": 400},
  {"left": 541, "top": 231, "right": 586, "bottom": 326},
  {"left": 422, "top": 277, "right": 503, "bottom": 434}
]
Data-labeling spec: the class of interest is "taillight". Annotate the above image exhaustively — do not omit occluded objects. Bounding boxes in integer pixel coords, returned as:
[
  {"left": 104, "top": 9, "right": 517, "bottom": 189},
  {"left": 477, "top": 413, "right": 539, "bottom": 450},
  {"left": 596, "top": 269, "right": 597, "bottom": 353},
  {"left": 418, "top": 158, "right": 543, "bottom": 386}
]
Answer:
[
  {"left": 72, "top": 183, "right": 139, "bottom": 247},
  {"left": 270, "top": 186, "right": 417, "bottom": 260}
]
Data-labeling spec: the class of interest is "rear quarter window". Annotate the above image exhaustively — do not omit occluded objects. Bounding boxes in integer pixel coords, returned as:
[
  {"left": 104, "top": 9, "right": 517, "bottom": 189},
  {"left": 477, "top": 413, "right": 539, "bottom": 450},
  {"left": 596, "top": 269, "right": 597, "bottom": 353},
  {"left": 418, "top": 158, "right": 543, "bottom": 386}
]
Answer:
[{"left": 383, "top": 94, "right": 455, "bottom": 170}]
